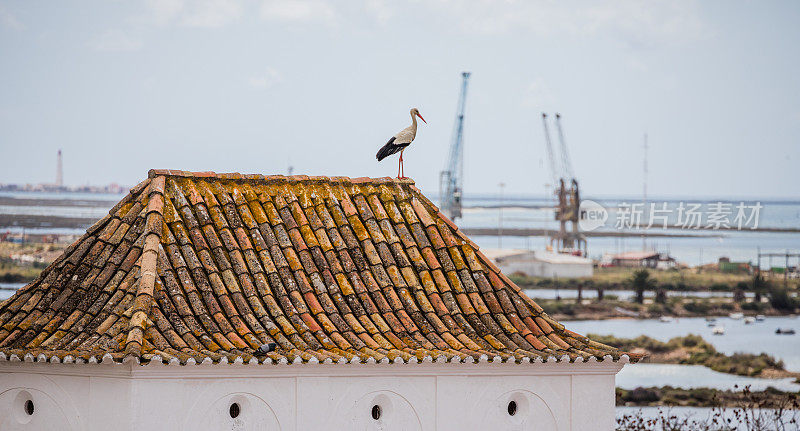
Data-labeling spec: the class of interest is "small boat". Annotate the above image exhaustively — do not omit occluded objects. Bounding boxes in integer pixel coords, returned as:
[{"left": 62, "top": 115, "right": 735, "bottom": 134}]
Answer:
[
  {"left": 729, "top": 312, "right": 744, "bottom": 320},
  {"left": 744, "top": 317, "right": 755, "bottom": 324},
  {"left": 712, "top": 326, "right": 725, "bottom": 335},
  {"left": 659, "top": 316, "right": 673, "bottom": 323},
  {"left": 705, "top": 317, "right": 716, "bottom": 322},
  {"left": 756, "top": 315, "right": 766, "bottom": 322},
  {"left": 775, "top": 328, "right": 796, "bottom": 335}
]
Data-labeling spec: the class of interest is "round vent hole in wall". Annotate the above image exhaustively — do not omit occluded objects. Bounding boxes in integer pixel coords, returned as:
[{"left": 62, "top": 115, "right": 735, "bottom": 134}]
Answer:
[
  {"left": 24, "top": 400, "right": 34, "bottom": 416},
  {"left": 229, "top": 403, "right": 240, "bottom": 418},
  {"left": 507, "top": 401, "right": 517, "bottom": 416},
  {"left": 371, "top": 405, "right": 381, "bottom": 420}
]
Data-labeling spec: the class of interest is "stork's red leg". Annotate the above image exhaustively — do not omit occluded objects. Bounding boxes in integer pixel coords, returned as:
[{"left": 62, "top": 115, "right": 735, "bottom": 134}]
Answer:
[
  {"left": 399, "top": 150, "right": 405, "bottom": 179},
  {"left": 397, "top": 155, "right": 401, "bottom": 179}
]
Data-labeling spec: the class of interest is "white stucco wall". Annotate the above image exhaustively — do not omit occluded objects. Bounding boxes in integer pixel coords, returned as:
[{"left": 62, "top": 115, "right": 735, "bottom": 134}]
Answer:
[
  {"left": 498, "top": 258, "right": 594, "bottom": 279},
  {"left": 0, "top": 360, "right": 623, "bottom": 430}
]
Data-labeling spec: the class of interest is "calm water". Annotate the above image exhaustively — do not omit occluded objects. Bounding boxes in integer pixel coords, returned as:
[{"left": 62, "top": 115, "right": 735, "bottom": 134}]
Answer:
[
  {"left": 0, "top": 283, "right": 24, "bottom": 300},
  {"left": 0, "top": 191, "right": 121, "bottom": 235},
  {"left": 563, "top": 316, "right": 800, "bottom": 371},
  {"left": 565, "top": 316, "right": 800, "bottom": 394},
  {"left": 617, "top": 364, "right": 800, "bottom": 392}
]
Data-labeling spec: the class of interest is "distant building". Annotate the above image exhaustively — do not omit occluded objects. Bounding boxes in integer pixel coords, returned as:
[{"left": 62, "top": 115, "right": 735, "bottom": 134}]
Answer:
[
  {"left": 481, "top": 250, "right": 593, "bottom": 278},
  {"left": 0, "top": 171, "right": 638, "bottom": 430},
  {"left": 609, "top": 251, "right": 675, "bottom": 269},
  {"left": 56, "top": 149, "right": 63, "bottom": 188},
  {"left": 718, "top": 257, "right": 751, "bottom": 273},
  {"left": 611, "top": 251, "right": 660, "bottom": 268},
  {"left": 0, "top": 182, "right": 126, "bottom": 194}
]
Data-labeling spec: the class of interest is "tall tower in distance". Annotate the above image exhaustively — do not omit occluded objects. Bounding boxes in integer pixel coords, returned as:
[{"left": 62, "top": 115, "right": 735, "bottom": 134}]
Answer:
[{"left": 56, "top": 149, "right": 63, "bottom": 187}]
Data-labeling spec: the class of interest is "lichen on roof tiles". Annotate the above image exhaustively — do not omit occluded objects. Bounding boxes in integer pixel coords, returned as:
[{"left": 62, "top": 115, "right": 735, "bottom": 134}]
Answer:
[{"left": 0, "top": 170, "right": 641, "bottom": 366}]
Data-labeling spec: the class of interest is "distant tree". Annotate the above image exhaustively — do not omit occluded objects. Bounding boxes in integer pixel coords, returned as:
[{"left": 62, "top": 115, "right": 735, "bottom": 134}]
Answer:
[
  {"left": 769, "top": 286, "right": 799, "bottom": 311},
  {"left": 734, "top": 281, "right": 748, "bottom": 303},
  {"left": 631, "top": 269, "right": 656, "bottom": 304},
  {"left": 752, "top": 272, "right": 769, "bottom": 303},
  {"left": 655, "top": 287, "right": 667, "bottom": 304}
]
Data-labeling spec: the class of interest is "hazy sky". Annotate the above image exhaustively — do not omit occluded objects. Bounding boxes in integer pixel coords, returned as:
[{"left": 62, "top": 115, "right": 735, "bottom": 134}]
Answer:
[{"left": 1, "top": 1, "right": 798, "bottom": 198}]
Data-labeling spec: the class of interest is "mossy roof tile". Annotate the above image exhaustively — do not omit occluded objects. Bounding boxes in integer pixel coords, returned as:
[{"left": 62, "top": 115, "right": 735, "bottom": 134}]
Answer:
[{"left": 0, "top": 171, "right": 638, "bottom": 365}]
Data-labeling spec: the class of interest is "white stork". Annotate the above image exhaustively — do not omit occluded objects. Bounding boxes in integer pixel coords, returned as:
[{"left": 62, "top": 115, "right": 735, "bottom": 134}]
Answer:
[{"left": 376, "top": 107, "right": 427, "bottom": 179}]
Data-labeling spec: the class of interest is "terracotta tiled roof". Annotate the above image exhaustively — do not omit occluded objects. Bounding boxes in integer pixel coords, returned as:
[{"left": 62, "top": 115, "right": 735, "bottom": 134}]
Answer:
[{"left": 0, "top": 170, "right": 639, "bottom": 365}]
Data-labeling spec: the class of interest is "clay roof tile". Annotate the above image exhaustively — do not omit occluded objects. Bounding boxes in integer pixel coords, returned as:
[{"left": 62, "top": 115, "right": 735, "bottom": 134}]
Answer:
[{"left": 0, "top": 171, "right": 634, "bottom": 365}]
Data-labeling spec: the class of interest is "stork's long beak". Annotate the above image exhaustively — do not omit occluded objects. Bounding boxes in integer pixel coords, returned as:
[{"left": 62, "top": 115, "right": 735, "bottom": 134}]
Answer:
[{"left": 417, "top": 113, "right": 427, "bottom": 124}]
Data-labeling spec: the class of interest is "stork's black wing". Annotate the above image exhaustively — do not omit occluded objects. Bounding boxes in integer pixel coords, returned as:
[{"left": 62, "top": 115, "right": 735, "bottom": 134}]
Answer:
[{"left": 376, "top": 136, "right": 410, "bottom": 161}]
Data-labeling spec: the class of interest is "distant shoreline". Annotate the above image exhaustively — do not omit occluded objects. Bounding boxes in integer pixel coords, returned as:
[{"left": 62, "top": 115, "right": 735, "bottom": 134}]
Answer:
[
  {"left": 0, "top": 196, "right": 116, "bottom": 207},
  {"left": 0, "top": 214, "right": 95, "bottom": 229},
  {"left": 616, "top": 386, "right": 799, "bottom": 408}
]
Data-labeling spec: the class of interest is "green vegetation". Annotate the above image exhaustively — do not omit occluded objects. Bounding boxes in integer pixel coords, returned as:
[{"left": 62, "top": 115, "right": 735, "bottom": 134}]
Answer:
[
  {"left": 617, "top": 386, "right": 716, "bottom": 407},
  {"left": 536, "top": 294, "right": 785, "bottom": 320},
  {"left": 538, "top": 300, "right": 578, "bottom": 316},
  {"left": 768, "top": 286, "right": 800, "bottom": 311},
  {"left": 590, "top": 333, "right": 789, "bottom": 378},
  {"left": 0, "top": 257, "right": 44, "bottom": 283},
  {"left": 615, "top": 385, "right": 799, "bottom": 409},
  {"left": 682, "top": 300, "right": 711, "bottom": 314},
  {"left": 508, "top": 266, "right": 800, "bottom": 292},
  {"left": 0, "top": 242, "right": 65, "bottom": 283},
  {"left": 752, "top": 272, "right": 768, "bottom": 303},
  {"left": 517, "top": 264, "right": 799, "bottom": 318},
  {"left": 631, "top": 269, "right": 656, "bottom": 304}
]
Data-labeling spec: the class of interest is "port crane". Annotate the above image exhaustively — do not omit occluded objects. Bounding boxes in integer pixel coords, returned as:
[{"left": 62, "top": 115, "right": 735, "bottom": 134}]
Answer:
[
  {"left": 541, "top": 113, "right": 559, "bottom": 189},
  {"left": 555, "top": 114, "right": 575, "bottom": 181},
  {"left": 439, "top": 72, "right": 471, "bottom": 220},
  {"left": 541, "top": 113, "right": 586, "bottom": 255}
]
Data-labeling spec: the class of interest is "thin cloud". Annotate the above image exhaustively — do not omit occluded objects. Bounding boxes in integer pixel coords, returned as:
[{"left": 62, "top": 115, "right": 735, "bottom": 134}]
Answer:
[
  {"left": 364, "top": 0, "right": 394, "bottom": 25},
  {"left": 136, "top": 0, "right": 705, "bottom": 45},
  {"left": 181, "top": 0, "right": 243, "bottom": 28},
  {"left": 145, "top": 0, "right": 184, "bottom": 26},
  {"left": 0, "top": 6, "right": 24, "bottom": 30},
  {"left": 144, "top": 0, "right": 243, "bottom": 28},
  {"left": 90, "top": 30, "right": 143, "bottom": 52},
  {"left": 522, "top": 78, "right": 555, "bottom": 108},
  {"left": 424, "top": 0, "right": 706, "bottom": 47},
  {"left": 260, "top": 0, "right": 336, "bottom": 24},
  {"left": 627, "top": 56, "right": 649, "bottom": 72},
  {"left": 248, "top": 67, "right": 282, "bottom": 89}
]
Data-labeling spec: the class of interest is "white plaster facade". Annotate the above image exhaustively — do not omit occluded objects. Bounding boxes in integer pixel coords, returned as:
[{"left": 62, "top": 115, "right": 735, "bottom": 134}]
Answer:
[
  {"left": 0, "top": 360, "right": 624, "bottom": 430},
  {"left": 488, "top": 250, "right": 594, "bottom": 279}
]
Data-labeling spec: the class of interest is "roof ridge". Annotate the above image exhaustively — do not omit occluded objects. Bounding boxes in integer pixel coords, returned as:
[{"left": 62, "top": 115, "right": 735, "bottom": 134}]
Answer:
[
  {"left": 124, "top": 175, "right": 166, "bottom": 359},
  {"left": 147, "top": 169, "right": 415, "bottom": 185}
]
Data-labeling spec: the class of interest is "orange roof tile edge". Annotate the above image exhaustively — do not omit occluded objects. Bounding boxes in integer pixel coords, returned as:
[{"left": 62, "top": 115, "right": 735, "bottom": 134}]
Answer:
[{"left": 0, "top": 171, "right": 642, "bottom": 366}]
